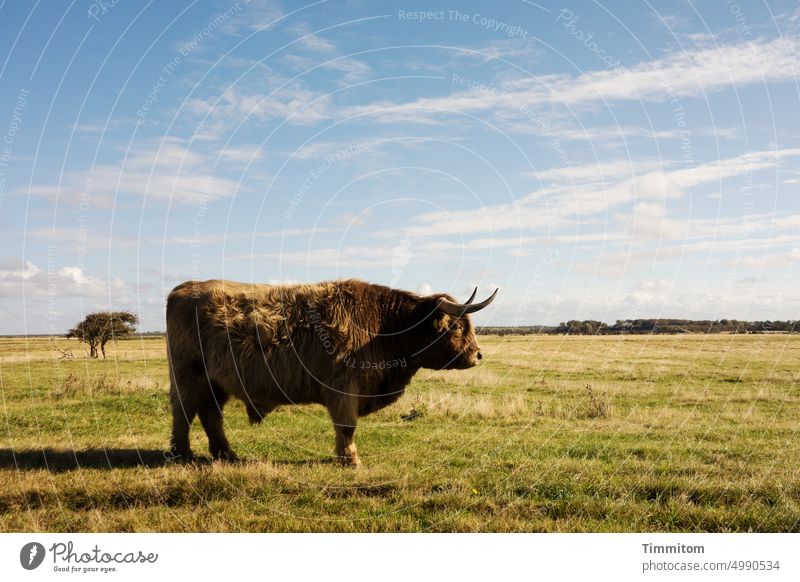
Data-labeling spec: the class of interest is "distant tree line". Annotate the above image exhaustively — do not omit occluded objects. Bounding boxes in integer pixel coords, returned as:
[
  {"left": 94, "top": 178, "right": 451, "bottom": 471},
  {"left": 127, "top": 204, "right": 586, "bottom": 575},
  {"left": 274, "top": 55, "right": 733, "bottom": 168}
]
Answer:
[
  {"left": 476, "top": 326, "right": 557, "bottom": 336},
  {"left": 477, "top": 319, "right": 799, "bottom": 336}
]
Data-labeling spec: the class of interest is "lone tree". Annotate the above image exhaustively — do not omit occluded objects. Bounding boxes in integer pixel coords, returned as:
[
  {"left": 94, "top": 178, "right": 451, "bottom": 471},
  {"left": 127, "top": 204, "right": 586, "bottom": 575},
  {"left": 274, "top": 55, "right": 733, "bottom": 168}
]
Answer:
[{"left": 66, "top": 311, "right": 138, "bottom": 358}]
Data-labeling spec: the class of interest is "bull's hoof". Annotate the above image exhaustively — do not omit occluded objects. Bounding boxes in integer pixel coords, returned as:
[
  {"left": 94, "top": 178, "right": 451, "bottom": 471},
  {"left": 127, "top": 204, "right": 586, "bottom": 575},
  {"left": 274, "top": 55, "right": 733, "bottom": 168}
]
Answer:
[
  {"left": 335, "top": 454, "right": 362, "bottom": 468},
  {"left": 212, "top": 450, "right": 239, "bottom": 463},
  {"left": 165, "top": 450, "right": 195, "bottom": 464}
]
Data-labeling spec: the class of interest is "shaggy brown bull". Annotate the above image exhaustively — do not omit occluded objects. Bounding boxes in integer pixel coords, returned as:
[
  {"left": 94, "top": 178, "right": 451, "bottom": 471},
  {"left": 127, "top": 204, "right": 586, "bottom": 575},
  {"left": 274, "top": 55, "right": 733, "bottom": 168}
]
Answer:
[{"left": 166, "top": 279, "right": 497, "bottom": 466}]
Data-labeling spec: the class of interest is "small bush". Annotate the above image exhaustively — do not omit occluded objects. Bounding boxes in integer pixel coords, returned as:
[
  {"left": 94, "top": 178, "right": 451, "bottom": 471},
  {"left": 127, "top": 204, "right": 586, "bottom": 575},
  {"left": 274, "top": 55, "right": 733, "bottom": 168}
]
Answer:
[
  {"left": 51, "top": 372, "right": 80, "bottom": 399},
  {"left": 584, "top": 384, "right": 610, "bottom": 419},
  {"left": 93, "top": 375, "right": 111, "bottom": 394}
]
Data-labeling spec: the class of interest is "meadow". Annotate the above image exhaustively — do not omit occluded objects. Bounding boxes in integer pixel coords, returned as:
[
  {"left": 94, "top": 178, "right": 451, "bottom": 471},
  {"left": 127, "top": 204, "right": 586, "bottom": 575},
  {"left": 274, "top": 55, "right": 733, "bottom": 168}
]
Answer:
[{"left": 0, "top": 334, "right": 798, "bottom": 532}]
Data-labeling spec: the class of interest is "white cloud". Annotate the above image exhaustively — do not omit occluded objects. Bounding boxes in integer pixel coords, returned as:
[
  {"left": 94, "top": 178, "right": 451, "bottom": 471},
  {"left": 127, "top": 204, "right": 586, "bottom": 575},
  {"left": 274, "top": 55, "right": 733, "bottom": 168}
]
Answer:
[
  {"left": 187, "top": 85, "right": 333, "bottom": 137},
  {"left": 618, "top": 201, "right": 688, "bottom": 241},
  {"left": 25, "top": 228, "right": 140, "bottom": 249},
  {"left": 0, "top": 258, "right": 127, "bottom": 299},
  {"left": 224, "top": 0, "right": 284, "bottom": 33},
  {"left": 610, "top": 276, "right": 799, "bottom": 320},
  {"left": 572, "top": 230, "right": 800, "bottom": 277},
  {"left": 740, "top": 247, "right": 800, "bottom": 269},
  {"left": 532, "top": 159, "right": 673, "bottom": 184},
  {"left": 358, "top": 146, "right": 800, "bottom": 285},
  {"left": 666, "top": 148, "right": 800, "bottom": 187},
  {"left": 284, "top": 21, "right": 371, "bottom": 84},
  {"left": 534, "top": 274, "right": 800, "bottom": 323},
  {"left": 239, "top": 235, "right": 553, "bottom": 270},
  {"left": 23, "top": 138, "right": 240, "bottom": 205},
  {"left": 286, "top": 21, "right": 338, "bottom": 53},
  {"left": 322, "top": 56, "right": 371, "bottom": 85},
  {"left": 396, "top": 148, "right": 800, "bottom": 239},
  {"left": 334, "top": 208, "right": 375, "bottom": 226},
  {"left": 544, "top": 37, "right": 800, "bottom": 104},
  {"left": 628, "top": 172, "right": 685, "bottom": 200},
  {"left": 546, "top": 124, "right": 740, "bottom": 143},
  {"left": 165, "top": 226, "right": 338, "bottom": 245},
  {"left": 0, "top": 258, "right": 39, "bottom": 280},
  {"left": 623, "top": 279, "right": 676, "bottom": 308},
  {"left": 291, "top": 139, "right": 365, "bottom": 161},
  {"left": 242, "top": 246, "right": 394, "bottom": 268},
  {"left": 175, "top": 29, "right": 796, "bottom": 136},
  {"left": 296, "top": 32, "right": 337, "bottom": 54},
  {"left": 416, "top": 282, "right": 433, "bottom": 295},
  {"left": 218, "top": 144, "right": 265, "bottom": 163},
  {"left": 336, "top": 37, "right": 800, "bottom": 127}
]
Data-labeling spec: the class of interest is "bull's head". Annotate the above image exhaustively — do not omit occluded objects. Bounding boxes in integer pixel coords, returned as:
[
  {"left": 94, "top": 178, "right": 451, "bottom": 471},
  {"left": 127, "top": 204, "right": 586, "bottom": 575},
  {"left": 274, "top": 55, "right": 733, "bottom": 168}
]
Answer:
[{"left": 414, "top": 287, "right": 498, "bottom": 370}]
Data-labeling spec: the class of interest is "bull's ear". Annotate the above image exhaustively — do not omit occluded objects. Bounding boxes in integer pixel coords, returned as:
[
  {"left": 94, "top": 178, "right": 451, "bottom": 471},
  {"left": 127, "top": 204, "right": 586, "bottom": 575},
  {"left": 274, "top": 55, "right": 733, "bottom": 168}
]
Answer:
[
  {"left": 414, "top": 296, "right": 448, "bottom": 330},
  {"left": 432, "top": 312, "right": 449, "bottom": 332}
]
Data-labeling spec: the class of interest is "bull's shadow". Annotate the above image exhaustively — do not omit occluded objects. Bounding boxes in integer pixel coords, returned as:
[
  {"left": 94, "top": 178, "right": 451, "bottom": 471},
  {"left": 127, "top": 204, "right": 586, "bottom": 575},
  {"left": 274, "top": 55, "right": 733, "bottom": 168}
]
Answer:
[
  {"left": 0, "top": 448, "right": 174, "bottom": 473},
  {"left": 0, "top": 448, "right": 345, "bottom": 471}
]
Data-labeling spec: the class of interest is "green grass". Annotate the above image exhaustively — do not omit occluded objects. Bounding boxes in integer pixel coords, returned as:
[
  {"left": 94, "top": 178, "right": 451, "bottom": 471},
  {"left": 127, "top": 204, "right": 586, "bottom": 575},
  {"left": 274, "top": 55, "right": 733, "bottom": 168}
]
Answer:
[{"left": 0, "top": 334, "right": 798, "bottom": 532}]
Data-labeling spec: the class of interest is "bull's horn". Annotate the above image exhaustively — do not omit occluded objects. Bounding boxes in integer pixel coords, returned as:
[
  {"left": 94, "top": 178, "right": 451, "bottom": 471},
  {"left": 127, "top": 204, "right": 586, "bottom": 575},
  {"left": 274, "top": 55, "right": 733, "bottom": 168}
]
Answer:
[
  {"left": 462, "top": 287, "right": 478, "bottom": 306},
  {"left": 436, "top": 288, "right": 498, "bottom": 316},
  {"left": 434, "top": 287, "right": 476, "bottom": 315}
]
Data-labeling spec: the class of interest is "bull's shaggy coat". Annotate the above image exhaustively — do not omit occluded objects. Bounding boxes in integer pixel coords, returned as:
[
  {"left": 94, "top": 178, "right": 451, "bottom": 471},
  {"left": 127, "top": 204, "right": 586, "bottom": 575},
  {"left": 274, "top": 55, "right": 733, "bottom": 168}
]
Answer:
[{"left": 166, "top": 279, "right": 489, "bottom": 465}]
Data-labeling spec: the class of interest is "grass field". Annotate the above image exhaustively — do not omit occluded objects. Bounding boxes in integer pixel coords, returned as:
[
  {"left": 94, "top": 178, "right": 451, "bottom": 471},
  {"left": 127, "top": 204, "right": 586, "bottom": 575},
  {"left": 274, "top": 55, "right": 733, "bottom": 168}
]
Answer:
[{"left": 0, "top": 334, "right": 798, "bottom": 532}]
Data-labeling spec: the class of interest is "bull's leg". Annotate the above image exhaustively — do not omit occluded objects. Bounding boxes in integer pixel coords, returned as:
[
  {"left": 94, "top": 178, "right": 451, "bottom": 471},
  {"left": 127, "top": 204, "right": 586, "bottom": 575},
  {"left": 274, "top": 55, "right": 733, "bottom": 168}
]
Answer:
[
  {"left": 328, "top": 396, "right": 361, "bottom": 467},
  {"left": 335, "top": 425, "right": 360, "bottom": 467},
  {"left": 198, "top": 383, "right": 237, "bottom": 462},
  {"left": 168, "top": 365, "right": 200, "bottom": 462}
]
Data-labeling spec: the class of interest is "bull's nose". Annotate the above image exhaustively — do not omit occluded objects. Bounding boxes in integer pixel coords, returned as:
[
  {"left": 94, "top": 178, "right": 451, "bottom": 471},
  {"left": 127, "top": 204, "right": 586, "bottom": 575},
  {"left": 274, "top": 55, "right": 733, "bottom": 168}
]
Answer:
[{"left": 477, "top": 352, "right": 482, "bottom": 360}]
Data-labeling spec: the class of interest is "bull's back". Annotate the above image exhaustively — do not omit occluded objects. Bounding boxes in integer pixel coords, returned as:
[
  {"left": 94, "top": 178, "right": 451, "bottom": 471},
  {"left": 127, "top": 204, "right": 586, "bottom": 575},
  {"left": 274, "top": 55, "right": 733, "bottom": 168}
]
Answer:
[
  {"left": 167, "top": 279, "right": 266, "bottom": 365},
  {"left": 166, "top": 279, "right": 335, "bottom": 402}
]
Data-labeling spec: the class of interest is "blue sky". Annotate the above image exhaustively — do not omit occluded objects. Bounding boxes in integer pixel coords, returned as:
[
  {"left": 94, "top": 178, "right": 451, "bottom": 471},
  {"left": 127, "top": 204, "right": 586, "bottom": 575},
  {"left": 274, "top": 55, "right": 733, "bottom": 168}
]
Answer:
[{"left": 1, "top": 0, "right": 799, "bottom": 333}]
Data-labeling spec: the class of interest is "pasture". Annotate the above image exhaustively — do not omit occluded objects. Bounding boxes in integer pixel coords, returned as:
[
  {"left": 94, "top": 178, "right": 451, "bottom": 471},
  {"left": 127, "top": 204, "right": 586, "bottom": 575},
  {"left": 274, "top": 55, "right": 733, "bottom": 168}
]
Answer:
[{"left": 0, "top": 334, "right": 798, "bottom": 532}]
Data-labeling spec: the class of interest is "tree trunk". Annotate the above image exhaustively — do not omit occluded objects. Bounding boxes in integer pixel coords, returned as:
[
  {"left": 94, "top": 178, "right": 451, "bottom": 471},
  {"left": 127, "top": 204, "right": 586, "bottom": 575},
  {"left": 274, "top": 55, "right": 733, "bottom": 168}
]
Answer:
[{"left": 90, "top": 344, "right": 98, "bottom": 358}]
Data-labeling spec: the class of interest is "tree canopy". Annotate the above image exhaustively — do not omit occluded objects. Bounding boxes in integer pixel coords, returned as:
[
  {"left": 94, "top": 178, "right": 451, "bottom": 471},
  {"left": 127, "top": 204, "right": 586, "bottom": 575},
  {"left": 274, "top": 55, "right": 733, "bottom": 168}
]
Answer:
[{"left": 66, "top": 311, "right": 138, "bottom": 358}]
